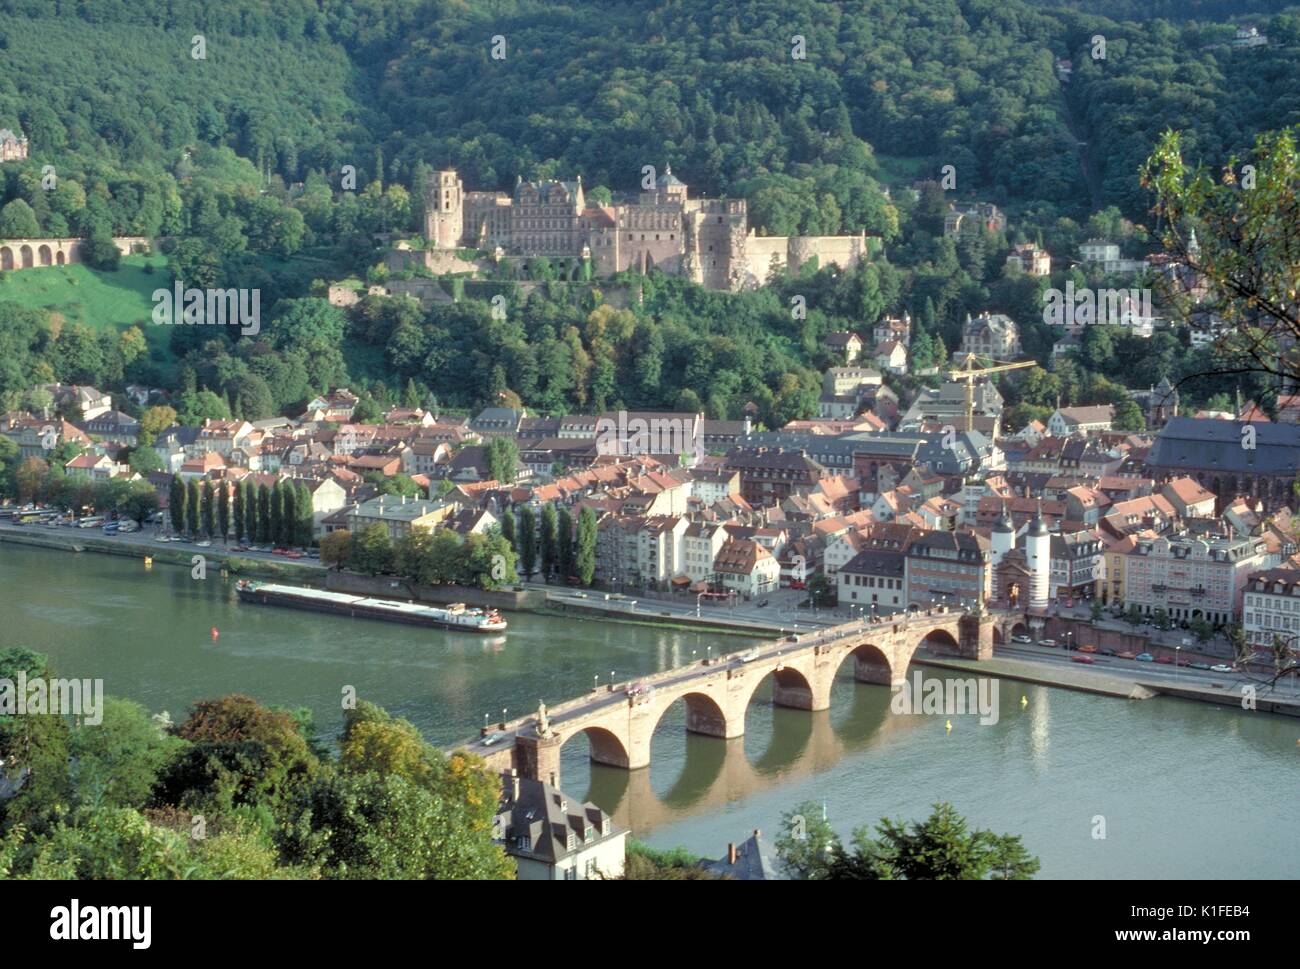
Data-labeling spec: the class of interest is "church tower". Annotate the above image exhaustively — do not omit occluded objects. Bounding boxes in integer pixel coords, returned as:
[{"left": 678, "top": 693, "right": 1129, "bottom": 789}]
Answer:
[{"left": 424, "top": 170, "right": 464, "bottom": 250}]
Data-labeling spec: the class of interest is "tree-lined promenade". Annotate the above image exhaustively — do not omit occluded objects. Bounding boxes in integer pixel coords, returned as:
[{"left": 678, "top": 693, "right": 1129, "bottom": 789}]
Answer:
[{"left": 167, "top": 475, "right": 314, "bottom": 548}]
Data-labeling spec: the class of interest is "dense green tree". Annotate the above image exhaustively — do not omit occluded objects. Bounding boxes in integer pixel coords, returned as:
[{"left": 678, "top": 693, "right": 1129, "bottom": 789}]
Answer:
[
  {"left": 0, "top": 647, "right": 72, "bottom": 833},
  {"left": 557, "top": 507, "right": 574, "bottom": 581},
  {"left": 575, "top": 507, "right": 597, "bottom": 586},
  {"left": 258, "top": 483, "right": 272, "bottom": 545},
  {"left": 517, "top": 505, "right": 537, "bottom": 578},
  {"left": 169, "top": 475, "right": 186, "bottom": 534},
  {"left": 539, "top": 503, "right": 558, "bottom": 582},
  {"left": 351, "top": 523, "right": 393, "bottom": 576},
  {"left": 201, "top": 481, "right": 215, "bottom": 538},
  {"left": 232, "top": 480, "right": 245, "bottom": 543},
  {"left": 186, "top": 478, "right": 201, "bottom": 536}
]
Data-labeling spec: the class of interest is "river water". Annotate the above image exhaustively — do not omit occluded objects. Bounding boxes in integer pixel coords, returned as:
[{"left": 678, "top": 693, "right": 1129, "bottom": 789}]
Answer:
[{"left": 2, "top": 543, "right": 1296, "bottom": 878}]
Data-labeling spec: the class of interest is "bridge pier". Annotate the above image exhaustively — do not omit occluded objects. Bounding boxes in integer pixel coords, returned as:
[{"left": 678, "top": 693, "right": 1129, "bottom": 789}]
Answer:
[
  {"left": 959, "top": 611, "right": 995, "bottom": 660},
  {"left": 515, "top": 732, "right": 564, "bottom": 787}
]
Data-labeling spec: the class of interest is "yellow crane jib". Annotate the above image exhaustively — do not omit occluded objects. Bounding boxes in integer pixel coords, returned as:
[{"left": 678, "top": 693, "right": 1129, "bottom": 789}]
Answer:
[{"left": 944, "top": 358, "right": 1037, "bottom": 431}]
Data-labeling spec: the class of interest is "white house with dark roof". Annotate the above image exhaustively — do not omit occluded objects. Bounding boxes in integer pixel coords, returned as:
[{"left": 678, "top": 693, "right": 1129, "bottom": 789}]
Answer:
[
  {"left": 1047, "top": 405, "right": 1114, "bottom": 438},
  {"left": 494, "top": 771, "right": 626, "bottom": 880}
]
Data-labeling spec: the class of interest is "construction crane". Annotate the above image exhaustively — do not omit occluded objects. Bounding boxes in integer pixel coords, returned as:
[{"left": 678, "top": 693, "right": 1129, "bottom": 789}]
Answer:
[{"left": 946, "top": 356, "right": 1038, "bottom": 431}]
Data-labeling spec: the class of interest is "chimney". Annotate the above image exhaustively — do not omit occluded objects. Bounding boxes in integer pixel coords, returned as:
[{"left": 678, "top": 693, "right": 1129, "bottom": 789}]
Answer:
[
  {"left": 727, "top": 843, "right": 737, "bottom": 865},
  {"left": 509, "top": 769, "right": 520, "bottom": 802}
]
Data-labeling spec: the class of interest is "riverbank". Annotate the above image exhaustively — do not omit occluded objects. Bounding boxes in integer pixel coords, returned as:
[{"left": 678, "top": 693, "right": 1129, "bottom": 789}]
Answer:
[
  {"left": 0, "top": 525, "right": 321, "bottom": 580},
  {"left": 918, "top": 651, "right": 1300, "bottom": 717},
  {"left": 539, "top": 591, "right": 800, "bottom": 637}
]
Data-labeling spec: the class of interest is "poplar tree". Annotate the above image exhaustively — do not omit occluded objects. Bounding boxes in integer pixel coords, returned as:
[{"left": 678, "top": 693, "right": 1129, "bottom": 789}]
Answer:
[
  {"left": 539, "top": 502, "right": 558, "bottom": 581},
  {"left": 268, "top": 481, "right": 281, "bottom": 545},
  {"left": 232, "top": 480, "right": 244, "bottom": 543},
  {"left": 243, "top": 481, "right": 258, "bottom": 545},
  {"left": 576, "top": 506, "right": 597, "bottom": 586},
  {"left": 558, "top": 507, "right": 574, "bottom": 581},
  {"left": 216, "top": 480, "right": 230, "bottom": 541},
  {"left": 517, "top": 504, "right": 537, "bottom": 578},
  {"left": 186, "top": 478, "right": 201, "bottom": 536},
  {"left": 201, "top": 480, "right": 215, "bottom": 537},
  {"left": 500, "top": 506, "right": 516, "bottom": 553},
  {"left": 258, "top": 483, "right": 272, "bottom": 544},
  {"left": 169, "top": 475, "right": 186, "bottom": 534}
]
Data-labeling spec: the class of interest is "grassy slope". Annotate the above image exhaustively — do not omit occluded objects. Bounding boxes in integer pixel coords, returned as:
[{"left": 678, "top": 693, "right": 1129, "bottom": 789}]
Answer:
[{"left": 0, "top": 253, "right": 171, "bottom": 349}]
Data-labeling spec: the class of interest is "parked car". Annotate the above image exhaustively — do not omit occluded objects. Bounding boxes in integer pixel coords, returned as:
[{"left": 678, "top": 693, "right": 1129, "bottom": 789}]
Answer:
[
  {"left": 1077, "top": 644, "right": 1097, "bottom": 654},
  {"left": 1189, "top": 662, "right": 1211, "bottom": 671},
  {"left": 1155, "top": 655, "right": 1175, "bottom": 665},
  {"left": 1116, "top": 651, "right": 1138, "bottom": 660},
  {"left": 1011, "top": 634, "right": 1033, "bottom": 644},
  {"left": 1210, "top": 664, "right": 1234, "bottom": 673},
  {"left": 1100, "top": 648, "right": 1117, "bottom": 657},
  {"left": 196, "top": 540, "right": 212, "bottom": 548},
  {"left": 1135, "top": 652, "right": 1155, "bottom": 662},
  {"left": 756, "top": 599, "right": 769, "bottom": 608},
  {"left": 1037, "top": 638, "right": 1057, "bottom": 647},
  {"left": 1070, "top": 655, "right": 1095, "bottom": 665}
]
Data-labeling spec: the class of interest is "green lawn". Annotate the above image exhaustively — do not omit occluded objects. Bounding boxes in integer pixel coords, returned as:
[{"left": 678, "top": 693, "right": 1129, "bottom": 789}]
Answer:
[
  {"left": 874, "top": 153, "right": 934, "bottom": 187},
  {"left": 0, "top": 253, "right": 173, "bottom": 358}
]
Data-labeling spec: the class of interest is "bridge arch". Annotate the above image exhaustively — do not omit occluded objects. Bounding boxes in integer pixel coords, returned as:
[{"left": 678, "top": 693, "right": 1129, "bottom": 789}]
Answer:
[
  {"left": 734, "top": 659, "right": 817, "bottom": 714},
  {"left": 0, "top": 246, "right": 12, "bottom": 270},
  {"left": 648, "top": 689, "right": 731, "bottom": 741},
  {"left": 823, "top": 641, "right": 897, "bottom": 689},
  {"left": 561, "top": 725, "right": 631, "bottom": 771},
  {"left": 37, "top": 244, "right": 51, "bottom": 266},
  {"left": 19, "top": 244, "right": 33, "bottom": 268}
]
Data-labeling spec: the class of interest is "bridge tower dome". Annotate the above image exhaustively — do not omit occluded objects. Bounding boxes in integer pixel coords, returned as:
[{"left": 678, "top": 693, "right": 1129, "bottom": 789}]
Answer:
[
  {"left": 990, "top": 512, "right": 1015, "bottom": 566},
  {"left": 1025, "top": 509, "right": 1050, "bottom": 611},
  {"left": 990, "top": 512, "right": 1015, "bottom": 600}
]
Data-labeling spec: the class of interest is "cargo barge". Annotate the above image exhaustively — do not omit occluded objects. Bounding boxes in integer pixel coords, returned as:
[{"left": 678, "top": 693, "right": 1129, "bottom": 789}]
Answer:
[{"left": 235, "top": 579, "right": 508, "bottom": 632}]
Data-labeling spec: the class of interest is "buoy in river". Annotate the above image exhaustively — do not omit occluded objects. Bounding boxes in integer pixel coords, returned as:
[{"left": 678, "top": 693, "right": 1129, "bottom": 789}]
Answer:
[
  {"left": 210, "top": 626, "right": 219, "bottom": 641},
  {"left": 1021, "top": 695, "right": 1028, "bottom": 708},
  {"left": 945, "top": 718, "right": 952, "bottom": 734}
]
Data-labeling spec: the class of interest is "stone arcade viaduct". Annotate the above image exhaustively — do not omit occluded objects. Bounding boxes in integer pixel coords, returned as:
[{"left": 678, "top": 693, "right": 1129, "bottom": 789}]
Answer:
[
  {"left": 461, "top": 607, "right": 1021, "bottom": 789},
  {"left": 0, "top": 236, "right": 148, "bottom": 271}
]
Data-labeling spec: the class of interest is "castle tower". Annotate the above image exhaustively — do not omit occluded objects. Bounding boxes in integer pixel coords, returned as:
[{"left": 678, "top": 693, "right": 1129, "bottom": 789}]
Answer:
[
  {"left": 424, "top": 170, "right": 464, "bottom": 250},
  {"left": 1025, "top": 508, "right": 1050, "bottom": 611}
]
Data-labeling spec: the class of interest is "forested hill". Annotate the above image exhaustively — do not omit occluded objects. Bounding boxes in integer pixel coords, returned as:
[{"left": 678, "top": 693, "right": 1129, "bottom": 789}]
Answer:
[{"left": 1, "top": 0, "right": 1298, "bottom": 238}]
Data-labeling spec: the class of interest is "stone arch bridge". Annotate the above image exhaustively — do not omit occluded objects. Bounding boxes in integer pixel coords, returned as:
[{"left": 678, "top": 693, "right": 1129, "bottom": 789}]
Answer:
[
  {"left": 460, "top": 607, "right": 1015, "bottom": 788},
  {"left": 0, "top": 236, "right": 148, "bottom": 272}
]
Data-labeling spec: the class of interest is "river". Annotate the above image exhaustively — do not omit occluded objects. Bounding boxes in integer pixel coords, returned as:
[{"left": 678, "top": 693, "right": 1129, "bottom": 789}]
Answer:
[{"left": 2, "top": 543, "right": 1296, "bottom": 878}]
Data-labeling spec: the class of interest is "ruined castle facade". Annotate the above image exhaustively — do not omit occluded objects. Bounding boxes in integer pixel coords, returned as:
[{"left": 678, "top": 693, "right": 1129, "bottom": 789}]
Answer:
[{"left": 423, "top": 166, "right": 872, "bottom": 291}]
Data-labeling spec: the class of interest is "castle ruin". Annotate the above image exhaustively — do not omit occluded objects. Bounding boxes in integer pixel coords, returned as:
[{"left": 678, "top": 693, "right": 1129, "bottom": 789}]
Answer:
[{"left": 422, "top": 166, "right": 873, "bottom": 291}]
